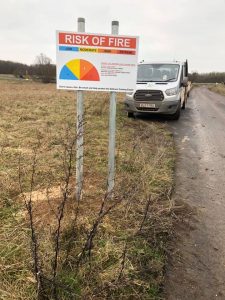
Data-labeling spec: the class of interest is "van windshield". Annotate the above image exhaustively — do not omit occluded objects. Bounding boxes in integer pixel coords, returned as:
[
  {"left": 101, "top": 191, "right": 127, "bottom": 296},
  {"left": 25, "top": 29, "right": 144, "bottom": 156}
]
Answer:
[{"left": 137, "top": 64, "right": 180, "bottom": 82}]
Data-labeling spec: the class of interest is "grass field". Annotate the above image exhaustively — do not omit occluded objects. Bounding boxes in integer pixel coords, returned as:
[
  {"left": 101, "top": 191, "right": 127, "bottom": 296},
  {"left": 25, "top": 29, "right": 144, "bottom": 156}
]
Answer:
[
  {"left": 208, "top": 83, "right": 225, "bottom": 96},
  {"left": 0, "top": 79, "right": 175, "bottom": 299}
]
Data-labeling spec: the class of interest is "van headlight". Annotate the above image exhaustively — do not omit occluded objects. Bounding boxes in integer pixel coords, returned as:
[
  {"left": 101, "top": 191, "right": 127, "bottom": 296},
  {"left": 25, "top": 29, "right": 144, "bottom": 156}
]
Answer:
[{"left": 165, "top": 87, "right": 179, "bottom": 96}]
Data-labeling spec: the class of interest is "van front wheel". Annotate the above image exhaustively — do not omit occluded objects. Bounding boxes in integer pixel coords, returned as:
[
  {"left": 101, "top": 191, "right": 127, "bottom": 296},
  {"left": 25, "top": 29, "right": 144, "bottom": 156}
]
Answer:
[
  {"left": 127, "top": 112, "right": 134, "bottom": 118},
  {"left": 170, "top": 102, "right": 181, "bottom": 120}
]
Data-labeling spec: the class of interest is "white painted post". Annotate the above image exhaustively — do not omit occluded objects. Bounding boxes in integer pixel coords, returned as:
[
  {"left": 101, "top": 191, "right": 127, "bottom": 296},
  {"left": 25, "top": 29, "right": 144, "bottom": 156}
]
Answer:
[
  {"left": 76, "top": 17, "right": 85, "bottom": 201},
  {"left": 107, "top": 21, "right": 119, "bottom": 196}
]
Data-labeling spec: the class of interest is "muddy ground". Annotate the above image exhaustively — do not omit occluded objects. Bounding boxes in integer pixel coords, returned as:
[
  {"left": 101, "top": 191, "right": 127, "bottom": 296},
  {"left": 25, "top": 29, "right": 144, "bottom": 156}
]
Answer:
[{"left": 165, "top": 87, "right": 225, "bottom": 299}]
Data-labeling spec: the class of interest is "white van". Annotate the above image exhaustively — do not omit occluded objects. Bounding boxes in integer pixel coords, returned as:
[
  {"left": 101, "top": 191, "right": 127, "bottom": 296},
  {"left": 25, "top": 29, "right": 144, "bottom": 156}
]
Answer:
[{"left": 124, "top": 60, "right": 190, "bottom": 120}]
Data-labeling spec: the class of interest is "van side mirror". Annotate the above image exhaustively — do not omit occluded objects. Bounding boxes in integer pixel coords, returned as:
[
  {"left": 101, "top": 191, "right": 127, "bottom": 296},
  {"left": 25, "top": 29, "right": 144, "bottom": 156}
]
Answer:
[{"left": 182, "top": 77, "right": 188, "bottom": 87}]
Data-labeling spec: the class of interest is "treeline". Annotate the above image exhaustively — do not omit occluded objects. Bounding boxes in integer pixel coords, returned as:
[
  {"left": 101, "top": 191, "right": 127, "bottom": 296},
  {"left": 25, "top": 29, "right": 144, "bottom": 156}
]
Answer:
[
  {"left": 1, "top": 58, "right": 225, "bottom": 84},
  {"left": 0, "top": 60, "right": 29, "bottom": 76},
  {"left": 189, "top": 72, "right": 225, "bottom": 83},
  {"left": 0, "top": 55, "right": 56, "bottom": 83}
]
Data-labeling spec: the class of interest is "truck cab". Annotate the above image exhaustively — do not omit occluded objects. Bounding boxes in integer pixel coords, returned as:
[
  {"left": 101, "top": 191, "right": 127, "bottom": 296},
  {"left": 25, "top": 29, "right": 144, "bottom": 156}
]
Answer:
[{"left": 124, "top": 60, "right": 189, "bottom": 120}]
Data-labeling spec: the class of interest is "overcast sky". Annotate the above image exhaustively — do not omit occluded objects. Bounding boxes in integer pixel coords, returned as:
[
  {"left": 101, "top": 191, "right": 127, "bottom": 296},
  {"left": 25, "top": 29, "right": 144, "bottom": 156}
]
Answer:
[{"left": 0, "top": 0, "right": 225, "bottom": 72}]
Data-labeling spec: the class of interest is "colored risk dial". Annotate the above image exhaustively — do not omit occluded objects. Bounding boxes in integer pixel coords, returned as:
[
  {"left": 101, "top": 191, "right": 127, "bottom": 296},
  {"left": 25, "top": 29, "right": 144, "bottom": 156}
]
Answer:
[{"left": 59, "top": 59, "right": 100, "bottom": 81}]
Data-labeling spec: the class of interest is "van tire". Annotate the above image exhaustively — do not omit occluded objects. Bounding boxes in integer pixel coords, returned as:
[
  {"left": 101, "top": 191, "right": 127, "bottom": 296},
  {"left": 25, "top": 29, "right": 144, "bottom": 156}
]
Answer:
[
  {"left": 128, "top": 112, "right": 134, "bottom": 118},
  {"left": 170, "top": 102, "right": 181, "bottom": 120}
]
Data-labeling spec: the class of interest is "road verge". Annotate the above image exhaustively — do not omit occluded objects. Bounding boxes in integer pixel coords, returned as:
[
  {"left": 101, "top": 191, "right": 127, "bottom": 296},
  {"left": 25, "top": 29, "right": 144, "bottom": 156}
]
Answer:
[{"left": 0, "top": 80, "right": 175, "bottom": 299}]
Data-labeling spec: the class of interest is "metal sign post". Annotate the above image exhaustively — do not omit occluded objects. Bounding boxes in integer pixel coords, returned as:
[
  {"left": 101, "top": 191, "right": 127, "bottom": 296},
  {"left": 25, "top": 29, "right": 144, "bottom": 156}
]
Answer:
[
  {"left": 107, "top": 21, "right": 119, "bottom": 197},
  {"left": 76, "top": 17, "right": 85, "bottom": 201},
  {"left": 56, "top": 20, "right": 138, "bottom": 200}
]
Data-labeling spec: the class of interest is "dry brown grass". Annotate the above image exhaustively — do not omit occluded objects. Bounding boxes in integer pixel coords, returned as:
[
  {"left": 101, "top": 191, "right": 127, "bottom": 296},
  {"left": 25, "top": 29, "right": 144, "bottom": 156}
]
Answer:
[
  {"left": 0, "top": 80, "right": 175, "bottom": 299},
  {"left": 208, "top": 83, "right": 225, "bottom": 96}
]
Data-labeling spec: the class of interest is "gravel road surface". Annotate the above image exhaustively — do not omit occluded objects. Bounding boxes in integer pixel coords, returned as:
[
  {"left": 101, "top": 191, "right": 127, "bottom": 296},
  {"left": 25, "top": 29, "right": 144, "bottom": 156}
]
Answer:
[{"left": 165, "top": 87, "right": 225, "bottom": 299}]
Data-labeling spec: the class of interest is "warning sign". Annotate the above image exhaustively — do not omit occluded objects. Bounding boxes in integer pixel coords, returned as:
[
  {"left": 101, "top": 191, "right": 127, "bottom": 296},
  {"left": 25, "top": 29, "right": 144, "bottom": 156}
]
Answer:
[{"left": 56, "top": 31, "right": 139, "bottom": 92}]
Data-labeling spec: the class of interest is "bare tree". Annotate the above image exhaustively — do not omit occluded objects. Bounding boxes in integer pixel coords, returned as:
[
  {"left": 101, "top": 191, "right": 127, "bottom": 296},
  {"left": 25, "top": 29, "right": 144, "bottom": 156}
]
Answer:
[
  {"left": 35, "top": 53, "right": 52, "bottom": 66},
  {"left": 34, "top": 53, "right": 55, "bottom": 83}
]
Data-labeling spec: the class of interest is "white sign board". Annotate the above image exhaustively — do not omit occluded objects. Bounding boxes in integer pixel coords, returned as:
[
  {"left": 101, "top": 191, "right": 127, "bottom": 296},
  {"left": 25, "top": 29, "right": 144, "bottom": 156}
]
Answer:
[{"left": 56, "top": 31, "right": 139, "bottom": 92}]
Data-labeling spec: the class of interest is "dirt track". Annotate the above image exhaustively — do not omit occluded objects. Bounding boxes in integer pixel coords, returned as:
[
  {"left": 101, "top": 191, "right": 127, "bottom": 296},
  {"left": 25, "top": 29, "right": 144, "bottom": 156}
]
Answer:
[{"left": 165, "top": 87, "right": 225, "bottom": 299}]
